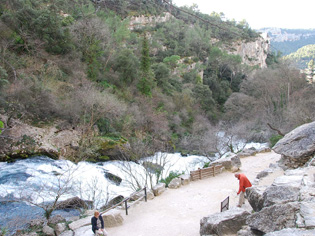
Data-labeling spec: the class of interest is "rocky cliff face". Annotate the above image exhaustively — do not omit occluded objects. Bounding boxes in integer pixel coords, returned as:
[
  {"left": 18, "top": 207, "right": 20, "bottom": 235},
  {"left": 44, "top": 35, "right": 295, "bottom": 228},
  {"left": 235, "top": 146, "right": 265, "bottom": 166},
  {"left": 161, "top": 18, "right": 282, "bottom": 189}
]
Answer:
[
  {"left": 128, "top": 12, "right": 173, "bottom": 30},
  {"left": 226, "top": 33, "right": 270, "bottom": 68}
]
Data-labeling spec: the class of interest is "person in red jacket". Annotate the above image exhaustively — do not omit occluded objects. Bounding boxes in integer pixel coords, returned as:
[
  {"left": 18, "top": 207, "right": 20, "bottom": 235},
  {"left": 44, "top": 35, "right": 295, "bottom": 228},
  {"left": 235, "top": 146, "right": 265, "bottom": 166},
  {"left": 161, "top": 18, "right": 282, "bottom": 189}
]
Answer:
[{"left": 235, "top": 173, "right": 252, "bottom": 207}]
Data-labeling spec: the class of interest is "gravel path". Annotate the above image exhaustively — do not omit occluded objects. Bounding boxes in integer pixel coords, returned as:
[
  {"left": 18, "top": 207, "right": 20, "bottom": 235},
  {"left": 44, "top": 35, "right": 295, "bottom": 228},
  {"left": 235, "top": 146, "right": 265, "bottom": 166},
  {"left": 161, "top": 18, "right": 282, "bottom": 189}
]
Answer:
[{"left": 81, "top": 151, "right": 282, "bottom": 236}]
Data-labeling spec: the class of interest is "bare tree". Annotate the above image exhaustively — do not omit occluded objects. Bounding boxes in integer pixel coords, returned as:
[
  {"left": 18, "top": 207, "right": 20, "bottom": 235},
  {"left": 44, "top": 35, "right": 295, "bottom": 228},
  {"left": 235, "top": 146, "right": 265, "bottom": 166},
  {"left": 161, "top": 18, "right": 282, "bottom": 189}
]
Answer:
[{"left": 74, "top": 176, "right": 111, "bottom": 209}]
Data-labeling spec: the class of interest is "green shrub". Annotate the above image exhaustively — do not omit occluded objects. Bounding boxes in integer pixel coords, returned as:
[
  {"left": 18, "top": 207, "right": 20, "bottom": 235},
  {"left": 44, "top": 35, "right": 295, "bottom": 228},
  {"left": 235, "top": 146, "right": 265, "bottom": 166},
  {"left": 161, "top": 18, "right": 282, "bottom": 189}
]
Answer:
[
  {"left": 269, "top": 134, "right": 283, "bottom": 147},
  {"left": 160, "top": 170, "right": 184, "bottom": 187}
]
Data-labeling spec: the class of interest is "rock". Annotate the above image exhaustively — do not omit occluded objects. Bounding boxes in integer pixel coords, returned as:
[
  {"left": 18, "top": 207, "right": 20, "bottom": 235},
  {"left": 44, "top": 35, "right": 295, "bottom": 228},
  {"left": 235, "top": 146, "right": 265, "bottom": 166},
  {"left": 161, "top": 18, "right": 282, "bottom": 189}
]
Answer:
[
  {"left": 237, "top": 148, "right": 257, "bottom": 158},
  {"left": 273, "top": 121, "right": 315, "bottom": 169},
  {"left": 105, "top": 171, "right": 122, "bottom": 186},
  {"left": 55, "top": 223, "right": 67, "bottom": 236},
  {"left": 256, "top": 168, "right": 273, "bottom": 179},
  {"left": 28, "top": 218, "right": 46, "bottom": 227},
  {"left": 73, "top": 225, "right": 93, "bottom": 236},
  {"left": 264, "top": 228, "right": 315, "bottom": 236},
  {"left": 102, "top": 195, "right": 124, "bottom": 210},
  {"left": 130, "top": 188, "right": 154, "bottom": 201},
  {"left": 300, "top": 202, "right": 315, "bottom": 228},
  {"left": 262, "top": 185, "right": 300, "bottom": 207},
  {"left": 237, "top": 225, "right": 263, "bottom": 236},
  {"left": 68, "top": 217, "right": 91, "bottom": 231},
  {"left": 246, "top": 186, "right": 265, "bottom": 212},
  {"left": 168, "top": 177, "right": 181, "bottom": 189},
  {"left": 152, "top": 182, "right": 166, "bottom": 196},
  {"left": 102, "top": 209, "right": 124, "bottom": 227},
  {"left": 179, "top": 174, "right": 190, "bottom": 185},
  {"left": 272, "top": 175, "right": 303, "bottom": 188},
  {"left": 247, "top": 202, "right": 299, "bottom": 234},
  {"left": 212, "top": 154, "right": 241, "bottom": 172},
  {"left": 59, "top": 230, "right": 74, "bottom": 236},
  {"left": 42, "top": 225, "right": 55, "bottom": 236},
  {"left": 56, "top": 196, "right": 88, "bottom": 210},
  {"left": 48, "top": 214, "right": 65, "bottom": 224},
  {"left": 200, "top": 208, "right": 250, "bottom": 236}
]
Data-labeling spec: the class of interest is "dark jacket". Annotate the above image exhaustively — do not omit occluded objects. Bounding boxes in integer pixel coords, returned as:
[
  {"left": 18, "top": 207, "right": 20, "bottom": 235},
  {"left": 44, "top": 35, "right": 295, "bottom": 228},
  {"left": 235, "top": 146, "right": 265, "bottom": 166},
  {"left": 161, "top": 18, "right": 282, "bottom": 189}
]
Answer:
[{"left": 91, "top": 215, "right": 104, "bottom": 233}]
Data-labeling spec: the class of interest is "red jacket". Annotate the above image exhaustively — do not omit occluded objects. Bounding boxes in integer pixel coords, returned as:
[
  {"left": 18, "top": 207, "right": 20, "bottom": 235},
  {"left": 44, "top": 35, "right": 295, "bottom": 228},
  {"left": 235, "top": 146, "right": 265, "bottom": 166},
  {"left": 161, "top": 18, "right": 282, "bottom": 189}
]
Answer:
[{"left": 237, "top": 173, "right": 252, "bottom": 194}]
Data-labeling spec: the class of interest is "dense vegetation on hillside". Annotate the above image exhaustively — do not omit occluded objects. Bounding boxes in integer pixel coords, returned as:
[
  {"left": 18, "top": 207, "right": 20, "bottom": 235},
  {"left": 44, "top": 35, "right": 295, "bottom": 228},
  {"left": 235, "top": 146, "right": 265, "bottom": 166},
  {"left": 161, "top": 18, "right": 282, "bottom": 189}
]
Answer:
[
  {"left": 283, "top": 44, "right": 315, "bottom": 68},
  {"left": 0, "top": 0, "right": 314, "bottom": 161}
]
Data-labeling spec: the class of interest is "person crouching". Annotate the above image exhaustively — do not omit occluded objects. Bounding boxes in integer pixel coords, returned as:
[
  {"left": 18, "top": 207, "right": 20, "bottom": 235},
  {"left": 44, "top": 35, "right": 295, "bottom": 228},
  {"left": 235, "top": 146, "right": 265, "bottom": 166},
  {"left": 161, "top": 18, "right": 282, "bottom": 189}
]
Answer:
[{"left": 91, "top": 211, "right": 108, "bottom": 236}]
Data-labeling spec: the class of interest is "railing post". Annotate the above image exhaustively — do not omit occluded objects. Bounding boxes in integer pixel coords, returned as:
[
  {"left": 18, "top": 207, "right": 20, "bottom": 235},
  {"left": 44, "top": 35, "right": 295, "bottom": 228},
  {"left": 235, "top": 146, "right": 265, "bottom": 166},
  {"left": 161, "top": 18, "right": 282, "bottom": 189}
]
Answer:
[
  {"left": 144, "top": 187, "right": 147, "bottom": 202},
  {"left": 125, "top": 199, "right": 128, "bottom": 215}
]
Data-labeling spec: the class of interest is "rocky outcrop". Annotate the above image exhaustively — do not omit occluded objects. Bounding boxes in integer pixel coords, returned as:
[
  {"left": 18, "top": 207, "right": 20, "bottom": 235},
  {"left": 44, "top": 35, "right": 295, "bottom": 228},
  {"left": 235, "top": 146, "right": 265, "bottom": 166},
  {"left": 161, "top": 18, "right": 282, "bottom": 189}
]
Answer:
[
  {"left": 224, "top": 33, "right": 270, "bottom": 68},
  {"left": 273, "top": 121, "right": 315, "bottom": 169},
  {"left": 128, "top": 12, "right": 173, "bottom": 30},
  {"left": 0, "top": 114, "right": 80, "bottom": 161}
]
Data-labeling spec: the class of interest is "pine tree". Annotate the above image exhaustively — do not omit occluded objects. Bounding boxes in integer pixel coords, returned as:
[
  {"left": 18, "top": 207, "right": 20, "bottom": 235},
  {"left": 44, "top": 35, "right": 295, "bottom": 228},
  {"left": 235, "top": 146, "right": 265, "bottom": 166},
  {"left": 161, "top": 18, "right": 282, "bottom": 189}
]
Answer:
[{"left": 137, "top": 33, "right": 155, "bottom": 96}]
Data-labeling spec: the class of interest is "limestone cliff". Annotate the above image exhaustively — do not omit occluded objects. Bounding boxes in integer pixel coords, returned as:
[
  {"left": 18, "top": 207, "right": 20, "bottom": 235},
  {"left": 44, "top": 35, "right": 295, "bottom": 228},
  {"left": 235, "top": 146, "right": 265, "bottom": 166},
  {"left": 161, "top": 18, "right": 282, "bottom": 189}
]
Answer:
[
  {"left": 226, "top": 33, "right": 270, "bottom": 68},
  {"left": 128, "top": 12, "right": 173, "bottom": 30}
]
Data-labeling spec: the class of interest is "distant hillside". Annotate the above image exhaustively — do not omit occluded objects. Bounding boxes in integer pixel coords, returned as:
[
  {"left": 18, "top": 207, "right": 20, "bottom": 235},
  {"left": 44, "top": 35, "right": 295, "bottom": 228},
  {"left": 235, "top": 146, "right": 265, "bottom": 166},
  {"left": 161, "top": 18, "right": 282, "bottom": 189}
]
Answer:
[
  {"left": 258, "top": 28, "right": 315, "bottom": 55},
  {"left": 283, "top": 44, "right": 315, "bottom": 68}
]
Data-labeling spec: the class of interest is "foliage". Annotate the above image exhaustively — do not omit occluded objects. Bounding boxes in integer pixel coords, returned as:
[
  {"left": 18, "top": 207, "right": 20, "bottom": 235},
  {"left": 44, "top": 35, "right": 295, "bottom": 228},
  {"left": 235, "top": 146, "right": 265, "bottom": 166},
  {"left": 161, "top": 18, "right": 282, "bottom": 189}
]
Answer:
[
  {"left": 283, "top": 44, "right": 315, "bottom": 69},
  {"left": 1, "top": 0, "right": 312, "bottom": 160},
  {"left": 137, "top": 33, "right": 155, "bottom": 96},
  {"left": 0, "top": 120, "right": 3, "bottom": 134},
  {"left": 269, "top": 134, "right": 283, "bottom": 148},
  {"left": 160, "top": 170, "right": 183, "bottom": 187}
]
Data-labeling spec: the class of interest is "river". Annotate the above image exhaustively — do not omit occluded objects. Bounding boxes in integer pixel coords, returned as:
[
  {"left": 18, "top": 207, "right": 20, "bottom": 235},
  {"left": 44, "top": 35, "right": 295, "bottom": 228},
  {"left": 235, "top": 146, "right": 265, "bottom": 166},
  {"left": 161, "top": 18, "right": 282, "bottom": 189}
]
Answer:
[{"left": 0, "top": 142, "right": 266, "bottom": 234}]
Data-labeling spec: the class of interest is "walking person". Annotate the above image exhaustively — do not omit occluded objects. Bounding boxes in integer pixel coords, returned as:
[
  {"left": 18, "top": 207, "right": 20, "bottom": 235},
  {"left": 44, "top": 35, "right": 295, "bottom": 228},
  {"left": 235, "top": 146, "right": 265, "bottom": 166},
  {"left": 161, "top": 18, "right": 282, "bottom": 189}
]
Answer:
[
  {"left": 234, "top": 173, "right": 252, "bottom": 207},
  {"left": 91, "top": 211, "right": 108, "bottom": 236}
]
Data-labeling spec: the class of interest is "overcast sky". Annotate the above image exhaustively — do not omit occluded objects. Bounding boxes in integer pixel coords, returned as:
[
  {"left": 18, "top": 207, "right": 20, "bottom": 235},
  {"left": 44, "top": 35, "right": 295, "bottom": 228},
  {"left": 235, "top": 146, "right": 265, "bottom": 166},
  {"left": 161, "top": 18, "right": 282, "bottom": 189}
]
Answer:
[{"left": 172, "top": 0, "right": 315, "bottom": 29}]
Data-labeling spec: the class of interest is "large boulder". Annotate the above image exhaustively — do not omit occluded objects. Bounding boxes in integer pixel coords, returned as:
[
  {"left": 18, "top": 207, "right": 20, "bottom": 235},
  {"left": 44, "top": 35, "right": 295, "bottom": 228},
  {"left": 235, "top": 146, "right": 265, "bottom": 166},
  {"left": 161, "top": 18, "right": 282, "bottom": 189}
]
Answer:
[
  {"left": 168, "top": 177, "right": 181, "bottom": 189},
  {"left": 179, "top": 174, "right": 190, "bottom": 185},
  {"left": 152, "top": 183, "right": 166, "bottom": 196},
  {"left": 68, "top": 217, "right": 91, "bottom": 231},
  {"left": 102, "top": 209, "right": 124, "bottom": 227},
  {"left": 246, "top": 202, "right": 299, "bottom": 234},
  {"left": 262, "top": 185, "right": 300, "bottom": 207},
  {"left": 246, "top": 186, "right": 265, "bottom": 212},
  {"left": 55, "top": 197, "right": 88, "bottom": 210},
  {"left": 200, "top": 208, "right": 250, "bottom": 236},
  {"left": 273, "top": 121, "right": 315, "bottom": 169}
]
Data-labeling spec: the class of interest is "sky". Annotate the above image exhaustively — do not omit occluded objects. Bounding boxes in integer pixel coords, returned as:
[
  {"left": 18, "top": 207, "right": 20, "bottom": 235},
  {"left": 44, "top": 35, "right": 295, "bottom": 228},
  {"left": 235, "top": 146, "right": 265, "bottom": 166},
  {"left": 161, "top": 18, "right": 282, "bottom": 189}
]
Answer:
[{"left": 172, "top": 0, "right": 315, "bottom": 29}]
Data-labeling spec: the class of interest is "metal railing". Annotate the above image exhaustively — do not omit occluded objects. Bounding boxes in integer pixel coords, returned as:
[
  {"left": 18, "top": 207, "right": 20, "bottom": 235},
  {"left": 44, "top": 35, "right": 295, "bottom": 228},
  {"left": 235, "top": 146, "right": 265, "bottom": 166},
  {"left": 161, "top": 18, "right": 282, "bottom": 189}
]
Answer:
[{"left": 101, "top": 187, "right": 147, "bottom": 216}]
